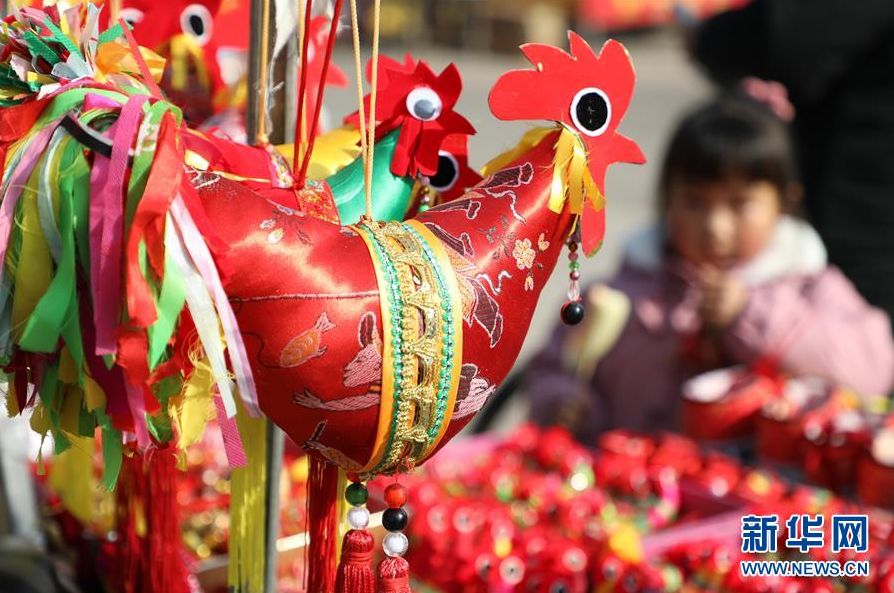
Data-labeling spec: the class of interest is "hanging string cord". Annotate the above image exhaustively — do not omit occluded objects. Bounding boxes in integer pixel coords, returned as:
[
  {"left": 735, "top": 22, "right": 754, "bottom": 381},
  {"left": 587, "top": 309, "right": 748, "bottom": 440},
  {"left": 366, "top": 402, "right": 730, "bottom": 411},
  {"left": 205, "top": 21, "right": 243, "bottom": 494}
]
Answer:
[
  {"left": 348, "top": 0, "right": 370, "bottom": 217},
  {"left": 364, "top": 0, "right": 381, "bottom": 219},
  {"left": 292, "top": 0, "right": 313, "bottom": 180},
  {"left": 296, "top": 0, "right": 344, "bottom": 186},
  {"left": 346, "top": 0, "right": 381, "bottom": 219},
  {"left": 110, "top": 0, "right": 122, "bottom": 25}
]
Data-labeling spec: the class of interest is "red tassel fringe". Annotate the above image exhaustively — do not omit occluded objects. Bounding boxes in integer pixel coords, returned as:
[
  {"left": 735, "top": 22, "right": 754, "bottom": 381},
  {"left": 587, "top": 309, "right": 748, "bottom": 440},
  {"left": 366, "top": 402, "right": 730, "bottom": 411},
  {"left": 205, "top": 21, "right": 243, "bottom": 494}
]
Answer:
[
  {"left": 307, "top": 456, "right": 340, "bottom": 593},
  {"left": 336, "top": 529, "right": 375, "bottom": 593},
  {"left": 378, "top": 556, "right": 411, "bottom": 593},
  {"left": 114, "top": 451, "right": 145, "bottom": 593},
  {"left": 145, "top": 446, "right": 190, "bottom": 593},
  {"left": 112, "top": 447, "right": 189, "bottom": 593}
]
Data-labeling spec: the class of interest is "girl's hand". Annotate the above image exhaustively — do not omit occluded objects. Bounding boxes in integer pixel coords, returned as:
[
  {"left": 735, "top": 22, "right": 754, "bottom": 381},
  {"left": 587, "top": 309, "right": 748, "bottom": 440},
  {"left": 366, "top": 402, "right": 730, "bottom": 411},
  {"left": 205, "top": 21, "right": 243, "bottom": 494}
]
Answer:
[{"left": 698, "top": 266, "right": 748, "bottom": 330}]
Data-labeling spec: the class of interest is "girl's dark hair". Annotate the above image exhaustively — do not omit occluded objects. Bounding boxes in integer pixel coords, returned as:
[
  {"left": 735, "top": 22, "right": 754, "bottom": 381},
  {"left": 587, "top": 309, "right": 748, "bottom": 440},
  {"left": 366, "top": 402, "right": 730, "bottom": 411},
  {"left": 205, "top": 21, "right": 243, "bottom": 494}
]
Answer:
[{"left": 659, "top": 96, "right": 798, "bottom": 210}]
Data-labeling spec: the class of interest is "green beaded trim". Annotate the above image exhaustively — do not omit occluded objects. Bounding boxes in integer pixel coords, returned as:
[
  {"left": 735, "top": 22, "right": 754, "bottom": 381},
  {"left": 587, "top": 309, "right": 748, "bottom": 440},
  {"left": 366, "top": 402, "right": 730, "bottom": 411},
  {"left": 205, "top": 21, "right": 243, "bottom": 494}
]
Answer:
[
  {"left": 359, "top": 223, "right": 406, "bottom": 474},
  {"left": 403, "top": 224, "right": 455, "bottom": 444}
]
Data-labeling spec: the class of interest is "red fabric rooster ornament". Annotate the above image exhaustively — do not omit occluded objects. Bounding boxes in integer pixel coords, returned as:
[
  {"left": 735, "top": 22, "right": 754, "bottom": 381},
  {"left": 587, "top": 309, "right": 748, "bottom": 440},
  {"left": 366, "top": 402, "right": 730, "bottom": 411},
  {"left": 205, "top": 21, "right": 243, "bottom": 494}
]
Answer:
[
  {"left": 102, "top": 0, "right": 222, "bottom": 52},
  {"left": 419, "top": 133, "right": 483, "bottom": 205},
  {"left": 488, "top": 33, "right": 646, "bottom": 255},
  {"left": 346, "top": 54, "right": 475, "bottom": 179},
  {"left": 193, "top": 32, "right": 644, "bottom": 476},
  {"left": 0, "top": 18, "right": 643, "bottom": 591}
]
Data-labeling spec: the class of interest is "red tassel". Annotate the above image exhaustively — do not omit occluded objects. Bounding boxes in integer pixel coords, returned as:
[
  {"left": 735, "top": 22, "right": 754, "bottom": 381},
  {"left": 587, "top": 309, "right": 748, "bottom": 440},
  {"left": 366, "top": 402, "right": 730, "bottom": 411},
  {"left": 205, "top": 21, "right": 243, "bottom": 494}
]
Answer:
[
  {"left": 378, "top": 557, "right": 411, "bottom": 593},
  {"left": 114, "top": 450, "right": 146, "bottom": 593},
  {"left": 336, "top": 529, "right": 375, "bottom": 593},
  {"left": 145, "top": 446, "right": 190, "bottom": 593},
  {"left": 307, "top": 456, "right": 340, "bottom": 593}
]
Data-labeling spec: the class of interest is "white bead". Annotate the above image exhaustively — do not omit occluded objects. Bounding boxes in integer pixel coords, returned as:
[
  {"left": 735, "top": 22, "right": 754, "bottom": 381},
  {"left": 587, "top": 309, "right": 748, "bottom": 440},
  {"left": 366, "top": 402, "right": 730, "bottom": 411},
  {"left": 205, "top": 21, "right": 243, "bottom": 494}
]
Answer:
[
  {"left": 347, "top": 506, "right": 369, "bottom": 530},
  {"left": 383, "top": 531, "right": 409, "bottom": 557}
]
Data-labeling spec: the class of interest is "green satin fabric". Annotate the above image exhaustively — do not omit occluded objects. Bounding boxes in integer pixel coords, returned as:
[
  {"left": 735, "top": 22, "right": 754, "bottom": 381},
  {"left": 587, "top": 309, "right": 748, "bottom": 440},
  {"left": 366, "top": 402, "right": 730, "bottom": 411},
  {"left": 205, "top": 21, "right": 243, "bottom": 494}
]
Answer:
[{"left": 327, "top": 130, "right": 414, "bottom": 224}]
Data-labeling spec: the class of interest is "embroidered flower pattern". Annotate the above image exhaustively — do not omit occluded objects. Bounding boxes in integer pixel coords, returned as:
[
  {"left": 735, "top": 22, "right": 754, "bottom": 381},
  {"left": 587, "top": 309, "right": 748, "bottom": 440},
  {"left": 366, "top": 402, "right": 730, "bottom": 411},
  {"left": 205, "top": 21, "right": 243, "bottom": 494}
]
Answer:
[
  {"left": 538, "top": 232, "right": 550, "bottom": 251},
  {"left": 524, "top": 276, "right": 535, "bottom": 291},
  {"left": 512, "top": 238, "right": 536, "bottom": 270}
]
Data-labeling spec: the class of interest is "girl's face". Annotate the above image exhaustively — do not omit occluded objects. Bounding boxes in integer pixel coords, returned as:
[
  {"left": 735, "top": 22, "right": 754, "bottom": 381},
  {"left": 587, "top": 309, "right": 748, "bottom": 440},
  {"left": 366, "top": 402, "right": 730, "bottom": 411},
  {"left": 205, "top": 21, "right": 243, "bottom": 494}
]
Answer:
[{"left": 665, "top": 177, "right": 782, "bottom": 269}]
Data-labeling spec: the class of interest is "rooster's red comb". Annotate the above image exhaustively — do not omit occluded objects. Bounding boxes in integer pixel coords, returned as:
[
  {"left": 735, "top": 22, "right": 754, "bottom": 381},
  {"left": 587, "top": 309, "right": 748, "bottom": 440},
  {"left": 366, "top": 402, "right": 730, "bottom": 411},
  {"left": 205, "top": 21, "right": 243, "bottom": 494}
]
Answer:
[{"left": 489, "top": 33, "right": 636, "bottom": 135}]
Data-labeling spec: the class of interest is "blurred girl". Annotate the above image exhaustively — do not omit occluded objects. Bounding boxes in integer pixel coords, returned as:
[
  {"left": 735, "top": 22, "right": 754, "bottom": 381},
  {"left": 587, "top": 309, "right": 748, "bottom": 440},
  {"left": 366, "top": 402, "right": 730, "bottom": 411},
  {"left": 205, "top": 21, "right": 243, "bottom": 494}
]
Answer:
[{"left": 527, "top": 98, "right": 894, "bottom": 440}]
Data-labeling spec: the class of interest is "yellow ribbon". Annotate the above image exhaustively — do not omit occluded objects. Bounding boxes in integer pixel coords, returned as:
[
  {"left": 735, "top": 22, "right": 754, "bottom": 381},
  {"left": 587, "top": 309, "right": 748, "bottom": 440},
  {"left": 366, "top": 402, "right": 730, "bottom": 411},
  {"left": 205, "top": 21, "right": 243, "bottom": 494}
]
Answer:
[
  {"left": 95, "top": 42, "right": 166, "bottom": 83},
  {"left": 12, "top": 172, "right": 52, "bottom": 343},
  {"left": 49, "top": 436, "right": 114, "bottom": 531},
  {"left": 175, "top": 355, "right": 215, "bottom": 449},
  {"left": 481, "top": 126, "right": 553, "bottom": 177},
  {"left": 482, "top": 126, "right": 603, "bottom": 218},
  {"left": 548, "top": 126, "right": 604, "bottom": 216},
  {"left": 168, "top": 34, "right": 211, "bottom": 92}
]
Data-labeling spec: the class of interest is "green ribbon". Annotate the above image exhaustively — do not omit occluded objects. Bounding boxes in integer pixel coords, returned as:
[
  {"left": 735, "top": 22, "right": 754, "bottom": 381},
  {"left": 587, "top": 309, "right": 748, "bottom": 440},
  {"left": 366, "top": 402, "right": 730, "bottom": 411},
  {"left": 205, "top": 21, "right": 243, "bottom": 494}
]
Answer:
[
  {"left": 148, "top": 252, "right": 186, "bottom": 368},
  {"left": 98, "top": 412, "right": 122, "bottom": 490},
  {"left": 36, "top": 361, "right": 67, "bottom": 453},
  {"left": 60, "top": 141, "right": 89, "bottom": 384},
  {"left": 98, "top": 23, "right": 126, "bottom": 45},
  {"left": 43, "top": 17, "right": 82, "bottom": 61},
  {"left": 23, "top": 30, "right": 60, "bottom": 66},
  {"left": 328, "top": 130, "right": 414, "bottom": 224}
]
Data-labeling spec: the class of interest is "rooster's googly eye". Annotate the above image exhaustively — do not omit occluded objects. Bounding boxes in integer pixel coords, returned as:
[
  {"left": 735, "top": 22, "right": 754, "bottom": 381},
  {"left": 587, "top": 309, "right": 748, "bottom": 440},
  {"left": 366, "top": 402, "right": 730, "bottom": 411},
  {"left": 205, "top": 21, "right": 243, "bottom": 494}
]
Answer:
[
  {"left": 406, "top": 87, "right": 442, "bottom": 121},
  {"left": 562, "top": 548, "right": 587, "bottom": 572},
  {"left": 424, "top": 151, "right": 459, "bottom": 192},
  {"left": 119, "top": 8, "right": 144, "bottom": 27},
  {"left": 475, "top": 556, "right": 494, "bottom": 579},
  {"left": 570, "top": 87, "right": 611, "bottom": 137},
  {"left": 550, "top": 581, "right": 570, "bottom": 593},
  {"left": 180, "top": 4, "right": 214, "bottom": 46},
  {"left": 499, "top": 557, "right": 525, "bottom": 585}
]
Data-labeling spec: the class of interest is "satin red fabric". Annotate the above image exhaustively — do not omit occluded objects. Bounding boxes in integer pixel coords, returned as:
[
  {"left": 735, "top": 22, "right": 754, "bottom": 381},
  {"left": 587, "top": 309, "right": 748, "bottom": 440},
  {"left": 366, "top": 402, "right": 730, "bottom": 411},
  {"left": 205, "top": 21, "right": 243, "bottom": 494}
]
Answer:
[{"left": 200, "top": 131, "right": 573, "bottom": 469}]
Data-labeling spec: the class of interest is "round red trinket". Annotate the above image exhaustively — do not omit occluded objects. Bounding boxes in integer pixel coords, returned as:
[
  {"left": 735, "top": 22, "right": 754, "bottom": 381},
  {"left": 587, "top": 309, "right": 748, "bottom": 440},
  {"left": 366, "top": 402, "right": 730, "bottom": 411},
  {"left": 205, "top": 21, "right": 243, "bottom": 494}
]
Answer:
[{"left": 385, "top": 483, "right": 408, "bottom": 508}]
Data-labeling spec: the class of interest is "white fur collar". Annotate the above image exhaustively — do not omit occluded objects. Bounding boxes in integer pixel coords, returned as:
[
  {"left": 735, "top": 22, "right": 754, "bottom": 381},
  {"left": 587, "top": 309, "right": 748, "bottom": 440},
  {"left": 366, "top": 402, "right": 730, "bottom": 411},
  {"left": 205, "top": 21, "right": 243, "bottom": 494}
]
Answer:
[{"left": 623, "top": 216, "right": 827, "bottom": 286}]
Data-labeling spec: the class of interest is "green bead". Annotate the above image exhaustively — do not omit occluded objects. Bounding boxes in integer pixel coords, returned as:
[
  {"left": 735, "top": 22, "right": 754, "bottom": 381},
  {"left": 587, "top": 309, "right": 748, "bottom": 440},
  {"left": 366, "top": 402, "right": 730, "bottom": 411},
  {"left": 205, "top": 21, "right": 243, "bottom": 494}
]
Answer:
[
  {"left": 570, "top": 261, "right": 581, "bottom": 271},
  {"left": 345, "top": 482, "right": 368, "bottom": 505}
]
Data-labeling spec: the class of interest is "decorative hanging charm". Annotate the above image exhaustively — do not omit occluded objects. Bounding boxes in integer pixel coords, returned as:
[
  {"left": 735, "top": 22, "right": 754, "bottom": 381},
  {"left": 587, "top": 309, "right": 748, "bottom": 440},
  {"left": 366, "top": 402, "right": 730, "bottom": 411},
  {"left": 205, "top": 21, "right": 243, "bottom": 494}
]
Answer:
[
  {"left": 336, "top": 480, "right": 376, "bottom": 593},
  {"left": 561, "top": 234, "right": 586, "bottom": 326},
  {"left": 378, "top": 482, "right": 411, "bottom": 593},
  {"left": 417, "top": 186, "right": 432, "bottom": 213}
]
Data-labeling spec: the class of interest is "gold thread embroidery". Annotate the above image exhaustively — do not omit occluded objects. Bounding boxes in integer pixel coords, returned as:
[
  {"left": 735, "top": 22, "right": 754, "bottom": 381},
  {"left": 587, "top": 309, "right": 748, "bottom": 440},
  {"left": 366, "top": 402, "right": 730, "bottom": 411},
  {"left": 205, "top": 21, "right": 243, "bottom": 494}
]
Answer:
[{"left": 354, "top": 221, "right": 460, "bottom": 476}]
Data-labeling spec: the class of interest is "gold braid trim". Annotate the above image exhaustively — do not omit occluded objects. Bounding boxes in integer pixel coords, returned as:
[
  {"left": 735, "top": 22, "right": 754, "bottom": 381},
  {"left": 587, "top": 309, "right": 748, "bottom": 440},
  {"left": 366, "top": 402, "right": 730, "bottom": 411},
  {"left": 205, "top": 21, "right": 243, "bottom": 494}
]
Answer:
[{"left": 353, "top": 220, "right": 462, "bottom": 476}]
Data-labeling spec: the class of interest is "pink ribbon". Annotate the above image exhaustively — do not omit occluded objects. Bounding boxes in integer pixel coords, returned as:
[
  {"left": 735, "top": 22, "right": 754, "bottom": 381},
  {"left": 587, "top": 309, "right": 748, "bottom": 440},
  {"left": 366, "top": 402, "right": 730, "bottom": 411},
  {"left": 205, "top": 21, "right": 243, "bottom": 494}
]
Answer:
[
  {"left": 88, "top": 95, "right": 147, "bottom": 355},
  {"left": 214, "top": 395, "right": 247, "bottom": 468},
  {"left": 83, "top": 92, "right": 127, "bottom": 112}
]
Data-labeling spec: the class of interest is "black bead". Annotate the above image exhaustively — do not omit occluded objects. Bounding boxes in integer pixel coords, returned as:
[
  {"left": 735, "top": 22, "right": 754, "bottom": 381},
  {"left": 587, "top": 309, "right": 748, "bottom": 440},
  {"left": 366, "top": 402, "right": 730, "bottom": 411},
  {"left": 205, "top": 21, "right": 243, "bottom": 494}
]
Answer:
[
  {"left": 382, "top": 507, "right": 409, "bottom": 532},
  {"left": 561, "top": 301, "right": 585, "bottom": 325}
]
